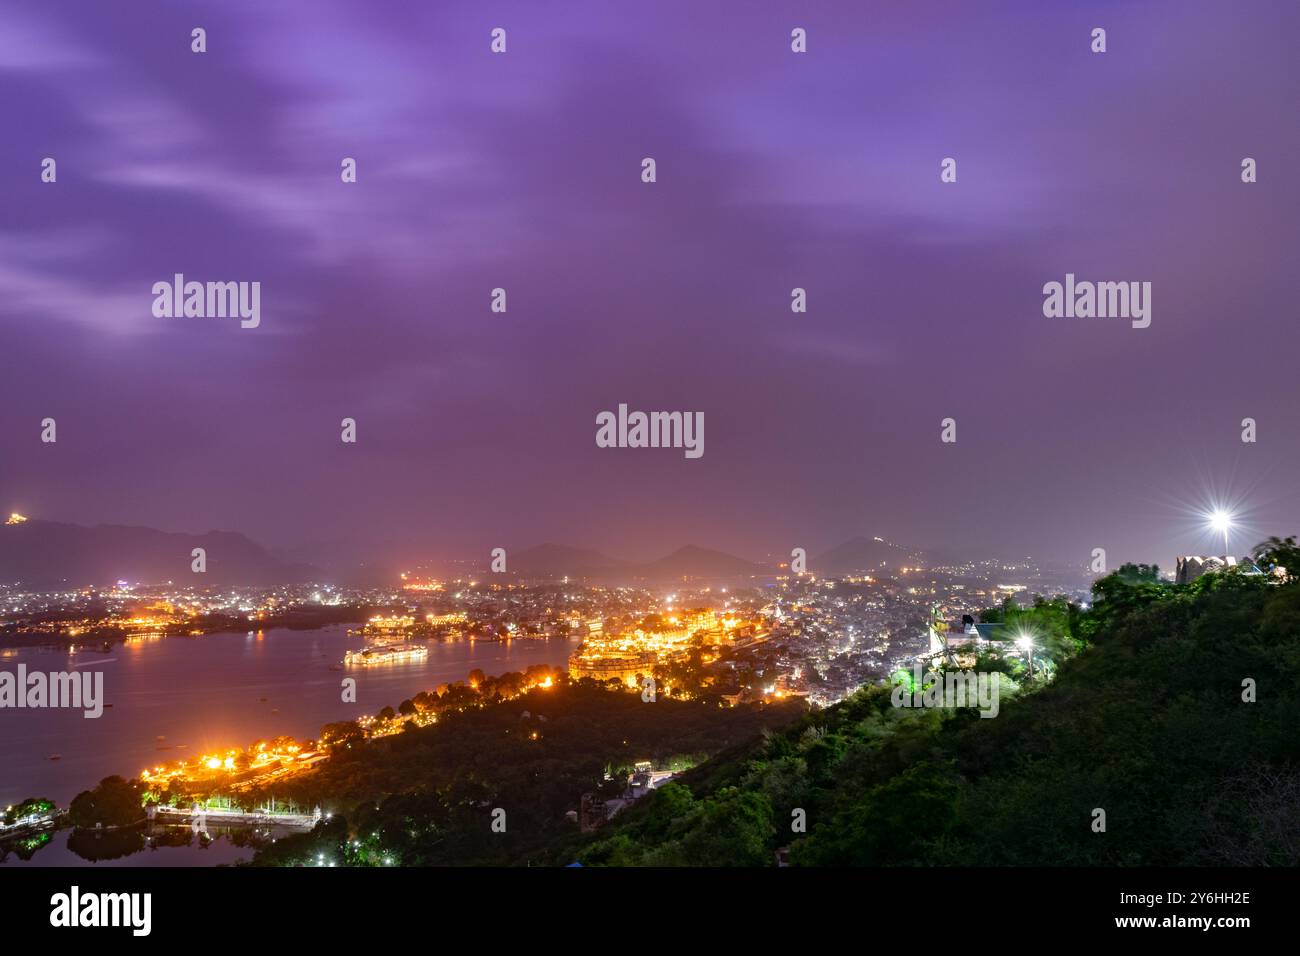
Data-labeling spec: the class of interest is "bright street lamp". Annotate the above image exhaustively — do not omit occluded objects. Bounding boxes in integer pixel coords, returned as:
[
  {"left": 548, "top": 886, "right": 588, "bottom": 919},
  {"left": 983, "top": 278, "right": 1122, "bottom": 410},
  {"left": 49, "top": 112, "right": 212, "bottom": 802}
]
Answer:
[
  {"left": 1208, "top": 509, "right": 1234, "bottom": 557},
  {"left": 1015, "top": 633, "right": 1035, "bottom": 680}
]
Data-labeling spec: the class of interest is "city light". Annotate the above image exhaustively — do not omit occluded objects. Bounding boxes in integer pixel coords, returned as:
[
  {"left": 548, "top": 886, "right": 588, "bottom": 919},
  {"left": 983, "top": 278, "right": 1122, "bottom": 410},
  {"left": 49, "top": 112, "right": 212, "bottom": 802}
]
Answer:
[{"left": 3, "top": 547, "right": 1094, "bottom": 848}]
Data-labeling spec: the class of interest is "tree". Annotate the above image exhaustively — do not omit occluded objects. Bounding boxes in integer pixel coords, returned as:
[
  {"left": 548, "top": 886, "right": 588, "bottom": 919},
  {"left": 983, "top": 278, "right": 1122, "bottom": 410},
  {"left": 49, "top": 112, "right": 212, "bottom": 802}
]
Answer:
[
  {"left": 1252, "top": 536, "right": 1299, "bottom": 580},
  {"left": 320, "top": 720, "right": 365, "bottom": 748},
  {"left": 68, "top": 776, "right": 145, "bottom": 828},
  {"left": 1116, "top": 562, "right": 1161, "bottom": 583},
  {"left": 640, "top": 782, "right": 695, "bottom": 840},
  {"left": 675, "top": 788, "right": 775, "bottom": 866},
  {"left": 4, "top": 797, "right": 55, "bottom": 826},
  {"left": 1085, "top": 568, "right": 1168, "bottom": 639},
  {"left": 794, "top": 762, "right": 962, "bottom": 866}
]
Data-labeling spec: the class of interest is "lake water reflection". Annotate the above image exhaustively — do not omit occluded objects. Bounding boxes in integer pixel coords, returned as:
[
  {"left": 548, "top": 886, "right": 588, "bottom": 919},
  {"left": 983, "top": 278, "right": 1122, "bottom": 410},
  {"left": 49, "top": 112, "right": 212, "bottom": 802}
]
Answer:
[{"left": 0, "top": 625, "right": 578, "bottom": 809}]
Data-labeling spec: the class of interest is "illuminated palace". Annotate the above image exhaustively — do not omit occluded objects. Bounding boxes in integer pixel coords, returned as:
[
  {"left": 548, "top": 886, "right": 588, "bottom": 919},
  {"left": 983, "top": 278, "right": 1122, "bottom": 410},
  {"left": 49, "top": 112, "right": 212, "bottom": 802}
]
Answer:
[{"left": 567, "top": 609, "right": 739, "bottom": 685}]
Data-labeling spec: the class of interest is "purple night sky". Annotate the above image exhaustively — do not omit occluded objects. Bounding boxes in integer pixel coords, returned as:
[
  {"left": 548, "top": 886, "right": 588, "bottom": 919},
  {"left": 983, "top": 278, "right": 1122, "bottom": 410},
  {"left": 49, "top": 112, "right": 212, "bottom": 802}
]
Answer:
[{"left": 2, "top": 0, "right": 1297, "bottom": 570}]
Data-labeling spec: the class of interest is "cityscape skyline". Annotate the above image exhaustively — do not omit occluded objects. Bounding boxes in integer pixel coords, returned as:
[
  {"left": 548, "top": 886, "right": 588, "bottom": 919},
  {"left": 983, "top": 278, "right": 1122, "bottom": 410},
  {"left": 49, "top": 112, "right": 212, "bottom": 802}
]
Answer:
[{"left": 1, "top": 1, "right": 1297, "bottom": 914}]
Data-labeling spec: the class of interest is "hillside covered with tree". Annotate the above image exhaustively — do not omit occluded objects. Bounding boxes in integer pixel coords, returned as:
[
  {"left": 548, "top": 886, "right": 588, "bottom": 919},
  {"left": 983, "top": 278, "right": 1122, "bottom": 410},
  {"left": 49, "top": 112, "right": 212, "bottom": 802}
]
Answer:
[{"left": 574, "top": 564, "right": 1299, "bottom": 866}]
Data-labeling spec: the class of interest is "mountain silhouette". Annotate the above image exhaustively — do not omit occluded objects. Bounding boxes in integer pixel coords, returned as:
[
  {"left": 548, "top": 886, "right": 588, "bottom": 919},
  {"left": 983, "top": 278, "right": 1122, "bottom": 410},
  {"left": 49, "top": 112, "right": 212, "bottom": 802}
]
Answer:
[
  {"left": 0, "top": 518, "right": 321, "bottom": 588},
  {"left": 813, "top": 535, "right": 923, "bottom": 575}
]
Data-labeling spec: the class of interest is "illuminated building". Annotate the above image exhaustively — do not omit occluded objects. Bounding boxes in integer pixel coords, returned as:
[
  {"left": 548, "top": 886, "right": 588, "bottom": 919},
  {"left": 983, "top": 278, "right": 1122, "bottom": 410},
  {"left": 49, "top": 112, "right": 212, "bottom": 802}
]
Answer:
[
  {"left": 567, "top": 649, "right": 657, "bottom": 684},
  {"left": 345, "top": 643, "right": 429, "bottom": 665},
  {"left": 565, "top": 606, "right": 751, "bottom": 687},
  {"left": 426, "top": 612, "right": 468, "bottom": 626}
]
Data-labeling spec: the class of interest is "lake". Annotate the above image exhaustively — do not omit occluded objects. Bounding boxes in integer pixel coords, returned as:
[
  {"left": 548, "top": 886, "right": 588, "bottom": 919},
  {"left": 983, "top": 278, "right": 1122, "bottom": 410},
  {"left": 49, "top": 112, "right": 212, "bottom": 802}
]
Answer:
[{"left": 0, "top": 625, "right": 579, "bottom": 809}]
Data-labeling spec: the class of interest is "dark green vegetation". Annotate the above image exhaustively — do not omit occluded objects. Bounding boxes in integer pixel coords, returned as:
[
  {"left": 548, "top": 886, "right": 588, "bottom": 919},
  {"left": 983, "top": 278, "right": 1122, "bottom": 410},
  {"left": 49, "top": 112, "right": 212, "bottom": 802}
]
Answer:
[
  {"left": 68, "top": 775, "right": 146, "bottom": 828},
  {"left": 2, "top": 797, "right": 54, "bottom": 827},
  {"left": 579, "top": 566, "right": 1299, "bottom": 865},
  {"left": 249, "top": 680, "right": 804, "bottom": 865}
]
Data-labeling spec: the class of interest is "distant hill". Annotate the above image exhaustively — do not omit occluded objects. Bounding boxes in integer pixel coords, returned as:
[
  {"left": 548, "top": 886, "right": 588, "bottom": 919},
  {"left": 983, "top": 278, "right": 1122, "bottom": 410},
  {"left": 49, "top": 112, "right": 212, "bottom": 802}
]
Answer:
[
  {"left": 635, "top": 545, "right": 771, "bottom": 581},
  {"left": 493, "top": 543, "right": 772, "bottom": 583},
  {"left": 509, "top": 543, "right": 630, "bottom": 578},
  {"left": 271, "top": 538, "right": 404, "bottom": 588},
  {"left": 814, "top": 535, "right": 923, "bottom": 575},
  {"left": 0, "top": 518, "right": 321, "bottom": 588}
]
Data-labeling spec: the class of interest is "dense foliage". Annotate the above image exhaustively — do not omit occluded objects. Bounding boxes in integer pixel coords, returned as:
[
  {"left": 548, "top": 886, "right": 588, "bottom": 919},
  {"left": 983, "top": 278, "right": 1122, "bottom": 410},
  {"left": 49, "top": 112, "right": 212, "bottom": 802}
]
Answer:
[
  {"left": 579, "top": 569, "right": 1299, "bottom": 865},
  {"left": 68, "top": 775, "right": 147, "bottom": 828},
  {"left": 249, "top": 679, "right": 804, "bottom": 865},
  {"left": 2, "top": 797, "right": 55, "bottom": 827}
]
